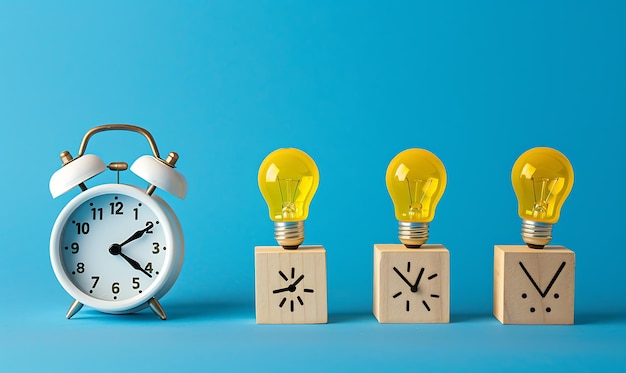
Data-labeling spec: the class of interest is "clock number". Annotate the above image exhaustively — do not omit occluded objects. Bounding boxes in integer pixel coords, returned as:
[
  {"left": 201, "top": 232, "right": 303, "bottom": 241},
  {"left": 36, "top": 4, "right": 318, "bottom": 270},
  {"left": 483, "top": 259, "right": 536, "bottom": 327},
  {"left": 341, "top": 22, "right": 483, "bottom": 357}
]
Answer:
[
  {"left": 75, "top": 222, "right": 89, "bottom": 235},
  {"left": 91, "top": 207, "right": 103, "bottom": 220},
  {"left": 110, "top": 201, "right": 123, "bottom": 215},
  {"left": 145, "top": 221, "right": 154, "bottom": 234},
  {"left": 132, "top": 277, "right": 140, "bottom": 289},
  {"left": 76, "top": 262, "right": 85, "bottom": 274},
  {"left": 152, "top": 242, "right": 160, "bottom": 254},
  {"left": 112, "top": 282, "right": 120, "bottom": 294},
  {"left": 91, "top": 276, "right": 100, "bottom": 289},
  {"left": 144, "top": 262, "right": 153, "bottom": 274},
  {"left": 70, "top": 242, "right": 79, "bottom": 254},
  {"left": 133, "top": 208, "right": 139, "bottom": 220}
]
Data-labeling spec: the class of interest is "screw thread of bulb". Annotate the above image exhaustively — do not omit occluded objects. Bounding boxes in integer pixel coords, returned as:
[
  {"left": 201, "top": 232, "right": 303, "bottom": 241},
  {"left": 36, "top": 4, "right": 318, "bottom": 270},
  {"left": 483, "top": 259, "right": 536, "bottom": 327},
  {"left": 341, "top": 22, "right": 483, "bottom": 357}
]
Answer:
[
  {"left": 398, "top": 221, "right": 428, "bottom": 248},
  {"left": 521, "top": 219, "right": 552, "bottom": 249},
  {"left": 274, "top": 221, "right": 304, "bottom": 250}
]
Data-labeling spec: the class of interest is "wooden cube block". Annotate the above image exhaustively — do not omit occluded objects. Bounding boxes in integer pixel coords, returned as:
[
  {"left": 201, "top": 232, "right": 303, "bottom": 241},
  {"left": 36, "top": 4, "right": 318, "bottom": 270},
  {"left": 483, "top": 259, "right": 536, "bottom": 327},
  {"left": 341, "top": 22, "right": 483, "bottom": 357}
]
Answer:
[
  {"left": 255, "top": 245, "right": 327, "bottom": 324},
  {"left": 373, "top": 244, "right": 450, "bottom": 323},
  {"left": 494, "top": 245, "right": 575, "bottom": 325}
]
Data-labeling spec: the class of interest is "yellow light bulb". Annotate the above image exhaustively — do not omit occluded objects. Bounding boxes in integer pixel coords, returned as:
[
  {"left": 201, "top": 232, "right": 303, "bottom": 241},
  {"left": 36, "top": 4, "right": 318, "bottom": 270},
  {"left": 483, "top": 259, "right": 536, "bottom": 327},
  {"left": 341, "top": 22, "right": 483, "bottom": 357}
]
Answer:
[
  {"left": 511, "top": 147, "right": 574, "bottom": 249},
  {"left": 258, "top": 148, "right": 319, "bottom": 249},
  {"left": 386, "top": 149, "right": 447, "bottom": 248}
]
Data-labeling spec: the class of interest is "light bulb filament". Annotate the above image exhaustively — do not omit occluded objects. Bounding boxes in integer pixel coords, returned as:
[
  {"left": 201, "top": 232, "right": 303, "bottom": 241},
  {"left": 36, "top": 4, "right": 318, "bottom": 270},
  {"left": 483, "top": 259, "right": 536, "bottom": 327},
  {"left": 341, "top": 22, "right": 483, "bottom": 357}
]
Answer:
[
  {"left": 278, "top": 177, "right": 301, "bottom": 219},
  {"left": 530, "top": 176, "right": 560, "bottom": 218},
  {"left": 406, "top": 178, "right": 432, "bottom": 219}
]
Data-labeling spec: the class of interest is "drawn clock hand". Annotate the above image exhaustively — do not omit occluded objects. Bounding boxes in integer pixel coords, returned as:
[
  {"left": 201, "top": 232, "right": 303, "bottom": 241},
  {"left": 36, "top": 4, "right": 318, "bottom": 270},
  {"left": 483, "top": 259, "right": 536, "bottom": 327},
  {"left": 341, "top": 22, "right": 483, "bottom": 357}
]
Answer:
[
  {"left": 272, "top": 274, "right": 305, "bottom": 294},
  {"left": 411, "top": 267, "right": 425, "bottom": 293},
  {"left": 393, "top": 267, "right": 414, "bottom": 289},
  {"left": 292, "top": 274, "right": 304, "bottom": 287},
  {"left": 272, "top": 287, "right": 290, "bottom": 294}
]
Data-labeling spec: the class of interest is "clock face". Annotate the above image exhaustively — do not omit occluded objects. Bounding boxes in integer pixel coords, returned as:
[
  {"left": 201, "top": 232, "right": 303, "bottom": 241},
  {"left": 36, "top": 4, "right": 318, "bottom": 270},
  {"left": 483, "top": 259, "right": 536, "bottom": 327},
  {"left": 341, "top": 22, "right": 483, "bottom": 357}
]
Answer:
[
  {"left": 373, "top": 244, "right": 449, "bottom": 323},
  {"left": 51, "top": 184, "right": 181, "bottom": 313},
  {"left": 255, "top": 245, "right": 327, "bottom": 324},
  {"left": 272, "top": 267, "right": 315, "bottom": 313},
  {"left": 392, "top": 261, "right": 440, "bottom": 314}
]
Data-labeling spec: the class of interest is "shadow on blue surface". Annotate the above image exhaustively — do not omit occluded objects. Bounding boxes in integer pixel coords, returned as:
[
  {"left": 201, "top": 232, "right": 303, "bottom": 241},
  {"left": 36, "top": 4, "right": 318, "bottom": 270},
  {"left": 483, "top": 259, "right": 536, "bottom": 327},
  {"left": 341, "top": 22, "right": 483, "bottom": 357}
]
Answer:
[
  {"left": 451, "top": 313, "right": 496, "bottom": 324},
  {"left": 328, "top": 312, "right": 374, "bottom": 324},
  {"left": 165, "top": 299, "right": 250, "bottom": 321},
  {"left": 327, "top": 312, "right": 498, "bottom": 324},
  {"left": 575, "top": 312, "right": 626, "bottom": 325},
  {"left": 58, "top": 299, "right": 251, "bottom": 322}
]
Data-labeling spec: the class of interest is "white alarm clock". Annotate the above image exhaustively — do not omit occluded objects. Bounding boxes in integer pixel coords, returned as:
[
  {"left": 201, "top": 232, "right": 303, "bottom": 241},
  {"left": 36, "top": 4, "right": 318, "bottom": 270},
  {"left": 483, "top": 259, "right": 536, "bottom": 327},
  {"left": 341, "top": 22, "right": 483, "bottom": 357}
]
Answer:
[{"left": 49, "top": 124, "right": 187, "bottom": 320}]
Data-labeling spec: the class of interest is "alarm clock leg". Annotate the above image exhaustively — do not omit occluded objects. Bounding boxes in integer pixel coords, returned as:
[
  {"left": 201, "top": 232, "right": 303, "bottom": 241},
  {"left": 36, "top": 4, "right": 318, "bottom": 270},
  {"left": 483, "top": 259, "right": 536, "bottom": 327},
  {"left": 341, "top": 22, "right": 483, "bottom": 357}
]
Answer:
[
  {"left": 65, "top": 300, "right": 83, "bottom": 319},
  {"left": 148, "top": 298, "right": 167, "bottom": 320}
]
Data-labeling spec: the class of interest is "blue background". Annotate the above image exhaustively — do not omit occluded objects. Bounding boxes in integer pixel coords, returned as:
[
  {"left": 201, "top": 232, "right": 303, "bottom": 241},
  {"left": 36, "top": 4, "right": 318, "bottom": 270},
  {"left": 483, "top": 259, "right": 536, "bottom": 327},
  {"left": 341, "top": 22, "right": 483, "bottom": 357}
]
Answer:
[{"left": 1, "top": 0, "right": 625, "bottom": 371}]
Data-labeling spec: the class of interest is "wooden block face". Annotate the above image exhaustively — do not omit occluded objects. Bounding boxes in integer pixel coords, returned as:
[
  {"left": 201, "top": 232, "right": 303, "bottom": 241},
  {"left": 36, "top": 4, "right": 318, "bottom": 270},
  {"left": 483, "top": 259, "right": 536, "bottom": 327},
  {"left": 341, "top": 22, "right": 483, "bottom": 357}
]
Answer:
[
  {"left": 255, "top": 246, "right": 327, "bottom": 324},
  {"left": 373, "top": 244, "right": 450, "bottom": 323},
  {"left": 494, "top": 245, "right": 575, "bottom": 325}
]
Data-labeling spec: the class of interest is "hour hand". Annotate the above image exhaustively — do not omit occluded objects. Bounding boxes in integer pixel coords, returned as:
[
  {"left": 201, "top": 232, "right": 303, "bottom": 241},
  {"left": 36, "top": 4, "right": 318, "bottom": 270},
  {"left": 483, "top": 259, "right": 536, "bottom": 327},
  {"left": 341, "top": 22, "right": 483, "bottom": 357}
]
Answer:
[
  {"left": 120, "top": 222, "right": 154, "bottom": 247},
  {"left": 412, "top": 267, "right": 425, "bottom": 289},
  {"left": 393, "top": 267, "right": 413, "bottom": 288}
]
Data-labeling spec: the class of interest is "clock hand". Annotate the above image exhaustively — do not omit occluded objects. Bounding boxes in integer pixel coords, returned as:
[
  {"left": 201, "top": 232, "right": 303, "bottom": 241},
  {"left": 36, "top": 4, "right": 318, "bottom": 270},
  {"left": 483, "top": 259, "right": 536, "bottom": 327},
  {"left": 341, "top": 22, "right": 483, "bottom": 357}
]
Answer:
[
  {"left": 120, "top": 252, "right": 153, "bottom": 278},
  {"left": 272, "top": 287, "right": 291, "bottom": 294},
  {"left": 272, "top": 275, "right": 305, "bottom": 294},
  {"left": 119, "top": 222, "right": 154, "bottom": 248},
  {"left": 393, "top": 267, "right": 413, "bottom": 288},
  {"left": 411, "top": 267, "right": 425, "bottom": 293},
  {"left": 292, "top": 274, "right": 304, "bottom": 287},
  {"left": 109, "top": 244, "right": 153, "bottom": 278}
]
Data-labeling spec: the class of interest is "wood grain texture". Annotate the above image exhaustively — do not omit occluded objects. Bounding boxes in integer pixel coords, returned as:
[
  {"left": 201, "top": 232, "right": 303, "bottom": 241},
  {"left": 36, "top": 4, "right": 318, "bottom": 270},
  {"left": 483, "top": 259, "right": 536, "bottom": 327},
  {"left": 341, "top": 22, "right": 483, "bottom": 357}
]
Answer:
[
  {"left": 494, "top": 245, "right": 575, "bottom": 325},
  {"left": 255, "top": 246, "right": 327, "bottom": 324},
  {"left": 374, "top": 244, "right": 450, "bottom": 323}
]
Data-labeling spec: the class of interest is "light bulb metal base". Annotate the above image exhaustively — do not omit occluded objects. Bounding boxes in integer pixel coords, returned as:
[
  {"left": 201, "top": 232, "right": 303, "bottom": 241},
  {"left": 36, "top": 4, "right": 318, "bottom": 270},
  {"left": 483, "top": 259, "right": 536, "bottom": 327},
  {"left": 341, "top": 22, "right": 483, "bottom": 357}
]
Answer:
[
  {"left": 398, "top": 221, "right": 428, "bottom": 248},
  {"left": 274, "top": 221, "right": 304, "bottom": 250},
  {"left": 521, "top": 219, "right": 552, "bottom": 249}
]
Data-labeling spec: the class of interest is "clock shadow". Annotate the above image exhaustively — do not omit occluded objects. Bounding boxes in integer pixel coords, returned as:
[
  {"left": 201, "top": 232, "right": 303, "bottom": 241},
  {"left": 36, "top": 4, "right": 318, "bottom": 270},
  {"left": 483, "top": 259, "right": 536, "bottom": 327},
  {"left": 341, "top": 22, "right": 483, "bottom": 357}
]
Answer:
[
  {"left": 328, "top": 312, "right": 375, "bottom": 324},
  {"left": 67, "top": 300, "right": 251, "bottom": 322},
  {"left": 574, "top": 312, "right": 626, "bottom": 325},
  {"left": 164, "top": 299, "right": 251, "bottom": 321},
  {"left": 450, "top": 313, "right": 495, "bottom": 323}
]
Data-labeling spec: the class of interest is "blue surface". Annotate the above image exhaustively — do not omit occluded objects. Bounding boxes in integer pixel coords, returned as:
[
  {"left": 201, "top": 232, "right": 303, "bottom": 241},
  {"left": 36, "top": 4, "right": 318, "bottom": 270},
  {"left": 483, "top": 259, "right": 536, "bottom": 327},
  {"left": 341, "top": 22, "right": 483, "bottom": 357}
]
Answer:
[{"left": 1, "top": 1, "right": 625, "bottom": 371}]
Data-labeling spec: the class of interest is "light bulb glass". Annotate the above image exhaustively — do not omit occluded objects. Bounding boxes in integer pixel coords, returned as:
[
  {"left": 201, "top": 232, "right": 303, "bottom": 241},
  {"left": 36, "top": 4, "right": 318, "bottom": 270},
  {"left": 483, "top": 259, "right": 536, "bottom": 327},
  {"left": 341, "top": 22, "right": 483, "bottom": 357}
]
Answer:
[
  {"left": 511, "top": 147, "right": 574, "bottom": 248},
  {"left": 386, "top": 149, "right": 447, "bottom": 248},
  {"left": 258, "top": 148, "right": 319, "bottom": 249}
]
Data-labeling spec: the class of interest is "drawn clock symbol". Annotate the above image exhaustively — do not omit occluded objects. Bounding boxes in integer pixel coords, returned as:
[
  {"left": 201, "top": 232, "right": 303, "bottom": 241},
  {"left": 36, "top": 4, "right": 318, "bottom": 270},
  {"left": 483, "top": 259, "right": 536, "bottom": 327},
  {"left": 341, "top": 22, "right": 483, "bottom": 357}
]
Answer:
[
  {"left": 392, "top": 261, "right": 440, "bottom": 313},
  {"left": 519, "top": 261, "right": 566, "bottom": 314},
  {"left": 272, "top": 267, "right": 315, "bottom": 313}
]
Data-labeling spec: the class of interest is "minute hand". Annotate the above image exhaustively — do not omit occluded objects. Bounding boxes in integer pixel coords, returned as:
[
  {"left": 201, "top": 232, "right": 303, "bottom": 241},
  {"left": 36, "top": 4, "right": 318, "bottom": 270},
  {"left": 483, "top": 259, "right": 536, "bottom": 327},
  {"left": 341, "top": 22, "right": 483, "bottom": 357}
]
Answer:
[
  {"left": 393, "top": 267, "right": 413, "bottom": 288},
  {"left": 119, "top": 252, "right": 153, "bottom": 278},
  {"left": 120, "top": 222, "right": 154, "bottom": 247}
]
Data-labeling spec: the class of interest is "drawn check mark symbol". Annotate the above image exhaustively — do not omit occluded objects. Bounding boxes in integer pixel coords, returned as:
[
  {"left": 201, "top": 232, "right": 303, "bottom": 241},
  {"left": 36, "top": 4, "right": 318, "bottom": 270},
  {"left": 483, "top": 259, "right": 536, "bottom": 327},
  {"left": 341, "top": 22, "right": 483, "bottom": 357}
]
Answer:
[{"left": 519, "top": 261, "right": 566, "bottom": 298}]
